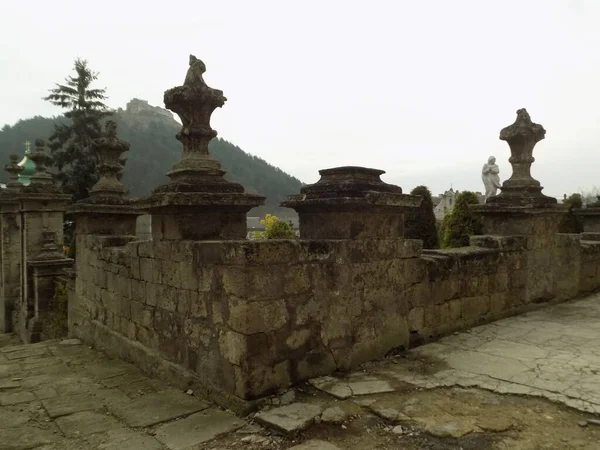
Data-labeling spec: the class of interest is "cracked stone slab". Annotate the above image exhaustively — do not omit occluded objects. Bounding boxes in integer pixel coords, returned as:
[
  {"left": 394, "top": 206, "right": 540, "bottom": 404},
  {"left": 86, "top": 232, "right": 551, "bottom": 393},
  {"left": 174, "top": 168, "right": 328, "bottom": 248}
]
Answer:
[
  {"left": 55, "top": 410, "right": 124, "bottom": 437},
  {"left": 308, "top": 374, "right": 394, "bottom": 399},
  {"left": 108, "top": 390, "right": 209, "bottom": 427},
  {"left": 0, "top": 390, "right": 36, "bottom": 406},
  {"left": 155, "top": 408, "right": 245, "bottom": 449},
  {"left": 0, "top": 426, "right": 61, "bottom": 449},
  {"left": 42, "top": 393, "right": 104, "bottom": 418},
  {"left": 287, "top": 440, "right": 342, "bottom": 450},
  {"left": 255, "top": 403, "right": 323, "bottom": 434}
]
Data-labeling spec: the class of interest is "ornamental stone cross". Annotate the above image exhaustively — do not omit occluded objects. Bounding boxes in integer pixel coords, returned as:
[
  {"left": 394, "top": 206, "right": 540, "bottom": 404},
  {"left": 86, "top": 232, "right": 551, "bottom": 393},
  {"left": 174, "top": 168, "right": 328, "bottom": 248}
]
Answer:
[
  {"left": 487, "top": 108, "right": 556, "bottom": 207},
  {"left": 160, "top": 54, "right": 228, "bottom": 190},
  {"left": 88, "top": 121, "right": 130, "bottom": 203}
]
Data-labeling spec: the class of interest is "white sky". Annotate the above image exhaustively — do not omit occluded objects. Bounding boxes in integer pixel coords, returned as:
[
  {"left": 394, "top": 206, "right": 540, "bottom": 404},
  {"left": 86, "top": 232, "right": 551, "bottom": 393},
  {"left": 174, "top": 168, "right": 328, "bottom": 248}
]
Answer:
[{"left": 1, "top": 0, "right": 599, "bottom": 197}]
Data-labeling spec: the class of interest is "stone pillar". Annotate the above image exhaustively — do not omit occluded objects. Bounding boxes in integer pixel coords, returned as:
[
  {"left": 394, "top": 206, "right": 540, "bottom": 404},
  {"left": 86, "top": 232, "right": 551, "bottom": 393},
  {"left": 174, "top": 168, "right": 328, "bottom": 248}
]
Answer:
[
  {"left": 282, "top": 166, "right": 420, "bottom": 239},
  {"left": 574, "top": 197, "right": 600, "bottom": 241},
  {"left": 135, "top": 55, "right": 264, "bottom": 240},
  {"left": 473, "top": 109, "right": 569, "bottom": 304},
  {"left": 67, "top": 121, "right": 142, "bottom": 335},
  {"left": 0, "top": 155, "right": 24, "bottom": 332},
  {"left": 13, "top": 140, "right": 72, "bottom": 341}
]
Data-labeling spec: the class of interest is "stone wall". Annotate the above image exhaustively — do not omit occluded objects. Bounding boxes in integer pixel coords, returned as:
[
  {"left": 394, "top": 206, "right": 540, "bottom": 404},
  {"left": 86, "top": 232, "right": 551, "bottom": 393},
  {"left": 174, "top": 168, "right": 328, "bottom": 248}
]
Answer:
[{"left": 69, "top": 228, "right": 600, "bottom": 409}]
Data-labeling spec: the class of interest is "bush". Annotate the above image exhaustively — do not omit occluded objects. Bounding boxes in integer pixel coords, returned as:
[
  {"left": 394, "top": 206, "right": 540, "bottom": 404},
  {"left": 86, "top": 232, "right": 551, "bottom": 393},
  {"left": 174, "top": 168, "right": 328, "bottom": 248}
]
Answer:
[
  {"left": 441, "top": 191, "right": 483, "bottom": 248},
  {"left": 404, "top": 185, "right": 439, "bottom": 249},
  {"left": 253, "top": 214, "right": 295, "bottom": 240},
  {"left": 558, "top": 193, "right": 583, "bottom": 233},
  {"left": 43, "top": 279, "right": 68, "bottom": 339}
]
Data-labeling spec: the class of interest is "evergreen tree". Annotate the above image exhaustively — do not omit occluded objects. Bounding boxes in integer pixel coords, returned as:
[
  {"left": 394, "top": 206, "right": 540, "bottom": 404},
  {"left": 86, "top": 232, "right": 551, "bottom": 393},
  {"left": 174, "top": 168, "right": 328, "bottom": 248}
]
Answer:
[
  {"left": 404, "top": 185, "right": 439, "bottom": 248},
  {"left": 44, "top": 58, "right": 112, "bottom": 201},
  {"left": 441, "top": 191, "right": 482, "bottom": 248}
]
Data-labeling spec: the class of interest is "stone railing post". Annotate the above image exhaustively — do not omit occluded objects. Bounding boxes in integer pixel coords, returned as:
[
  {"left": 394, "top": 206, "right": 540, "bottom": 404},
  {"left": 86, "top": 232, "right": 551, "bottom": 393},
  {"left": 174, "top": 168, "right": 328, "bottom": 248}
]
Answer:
[
  {"left": 282, "top": 166, "right": 421, "bottom": 239},
  {"left": 574, "top": 197, "right": 600, "bottom": 241},
  {"left": 6, "top": 140, "right": 73, "bottom": 342},
  {"left": 0, "top": 155, "right": 24, "bottom": 332},
  {"left": 472, "top": 109, "right": 569, "bottom": 304},
  {"left": 67, "top": 121, "right": 142, "bottom": 335},
  {"left": 135, "top": 55, "right": 264, "bottom": 240}
]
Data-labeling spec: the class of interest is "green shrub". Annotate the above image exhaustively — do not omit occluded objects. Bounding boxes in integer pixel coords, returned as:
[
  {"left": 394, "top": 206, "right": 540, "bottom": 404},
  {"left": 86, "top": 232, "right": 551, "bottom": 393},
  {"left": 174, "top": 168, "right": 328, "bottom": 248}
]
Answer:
[
  {"left": 43, "top": 279, "right": 68, "bottom": 339},
  {"left": 441, "top": 191, "right": 483, "bottom": 248},
  {"left": 405, "top": 185, "right": 439, "bottom": 249}
]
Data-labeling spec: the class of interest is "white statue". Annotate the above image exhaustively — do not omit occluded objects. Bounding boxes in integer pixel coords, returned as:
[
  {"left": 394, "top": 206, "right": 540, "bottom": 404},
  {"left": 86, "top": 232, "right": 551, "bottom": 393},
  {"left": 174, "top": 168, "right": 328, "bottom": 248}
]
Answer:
[{"left": 482, "top": 156, "right": 501, "bottom": 201}]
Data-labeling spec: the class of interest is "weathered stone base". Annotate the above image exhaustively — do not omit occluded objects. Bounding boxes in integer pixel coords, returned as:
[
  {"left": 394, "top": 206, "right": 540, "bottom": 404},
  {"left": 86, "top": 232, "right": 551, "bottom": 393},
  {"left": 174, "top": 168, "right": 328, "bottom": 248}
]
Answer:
[{"left": 70, "top": 315, "right": 258, "bottom": 415}]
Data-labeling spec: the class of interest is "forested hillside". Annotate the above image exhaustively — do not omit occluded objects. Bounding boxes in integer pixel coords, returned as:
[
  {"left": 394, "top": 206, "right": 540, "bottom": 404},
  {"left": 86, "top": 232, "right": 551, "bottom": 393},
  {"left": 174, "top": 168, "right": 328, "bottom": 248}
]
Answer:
[{"left": 0, "top": 101, "right": 301, "bottom": 217}]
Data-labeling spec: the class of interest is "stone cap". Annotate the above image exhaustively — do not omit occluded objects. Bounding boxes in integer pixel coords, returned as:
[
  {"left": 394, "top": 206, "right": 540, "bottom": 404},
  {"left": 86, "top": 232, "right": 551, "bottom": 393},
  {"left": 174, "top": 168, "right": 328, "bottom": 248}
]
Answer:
[
  {"left": 135, "top": 191, "right": 265, "bottom": 211},
  {"left": 472, "top": 203, "right": 566, "bottom": 216},
  {"left": 573, "top": 207, "right": 600, "bottom": 216},
  {"left": 282, "top": 166, "right": 419, "bottom": 212}
]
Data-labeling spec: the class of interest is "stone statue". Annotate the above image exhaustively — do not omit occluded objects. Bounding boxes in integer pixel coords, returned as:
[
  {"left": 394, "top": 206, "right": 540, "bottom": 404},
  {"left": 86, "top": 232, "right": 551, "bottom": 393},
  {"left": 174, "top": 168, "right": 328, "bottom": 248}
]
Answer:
[{"left": 482, "top": 156, "right": 501, "bottom": 201}]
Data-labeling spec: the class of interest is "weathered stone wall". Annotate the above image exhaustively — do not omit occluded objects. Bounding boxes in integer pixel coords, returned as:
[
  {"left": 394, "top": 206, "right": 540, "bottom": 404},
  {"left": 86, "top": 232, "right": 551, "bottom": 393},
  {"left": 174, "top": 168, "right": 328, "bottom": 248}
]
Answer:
[{"left": 69, "top": 229, "right": 600, "bottom": 408}]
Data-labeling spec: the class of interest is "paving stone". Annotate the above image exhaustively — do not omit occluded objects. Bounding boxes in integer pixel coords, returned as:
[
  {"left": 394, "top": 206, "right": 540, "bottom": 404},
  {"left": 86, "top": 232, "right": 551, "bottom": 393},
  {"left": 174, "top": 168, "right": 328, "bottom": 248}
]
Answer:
[
  {"left": 3, "top": 347, "right": 49, "bottom": 360},
  {"left": 309, "top": 374, "right": 394, "bottom": 399},
  {"left": 155, "top": 408, "right": 245, "bottom": 449},
  {"left": 287, "top": 440, "right": 342, "bottom": 450},
  {"left": 94, "top": 429, "right": 164, "bottom": 450},
  {"left": 0, "top": 364, "right": 21, "bottom": 379},
  {"left": 0, "top": 426, "right": 61, "bottom": 449},
  {"left": 476, "top": 417, "right": 514, "bottom": 432},
  {"left": 0, "top": 390, "right": 36, "bottom": 405},
  {"left": 59, "top": 339, "right": 82, "bottom": 346},
  {"left": 80, "top": 361, "right": 139, "bottom": 381},
  {"left": 0, "top": 408, "right": 32, "bottom": 427},
  {"left": 109, "top": 390, "right": 209, "bottom": 427},
  {"left": 0, "top": 379, "right": 20, "bottom": 390},
  {"left": 42, "top": 393, "right": 104, "bottom": 418},
  {"left": 424, "top": 419, "right": 477, "bottom": 438},
  {"left": 34, "top": 386, "right": 59, "bottom": 400},
  {"left": 100, "top": 372, "right": 148, "bottom": 389},
  {"left": 116, "top": 378, "right": 164, "bottom": 398},
  {"left": 55, "top": 411, "right": 123, "bottom": 437},
  {"left": 255, "top": 403, "right": 323, "bottom": 434}
]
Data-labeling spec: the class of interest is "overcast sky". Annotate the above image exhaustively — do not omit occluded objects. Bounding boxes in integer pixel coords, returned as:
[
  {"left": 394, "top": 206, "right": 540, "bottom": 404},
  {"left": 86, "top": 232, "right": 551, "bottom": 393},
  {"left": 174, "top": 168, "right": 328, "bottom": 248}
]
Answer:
[{"left": 1, "top": 0, "right": 599, "bottom": 197}]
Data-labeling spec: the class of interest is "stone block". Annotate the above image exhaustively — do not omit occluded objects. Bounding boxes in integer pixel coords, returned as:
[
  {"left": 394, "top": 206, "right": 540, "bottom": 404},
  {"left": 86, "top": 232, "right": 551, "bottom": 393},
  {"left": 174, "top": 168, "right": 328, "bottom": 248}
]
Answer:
[
  {"left": 284, "top": 265, "right": 311, "bottom": 295},
  {"left": 235, "top": 360, "right": 291, "bottom": 399},
  {"left": 228, "top": 298, "right": 288, "bottom": 334},
  {"left": 297, "top": 240, "right": 344, "bottom": 263},
  {"left": 407, "top": 307, "right": 424, "bottom": 332},
  {"left": 131, "top": 301, "right": 154, "bottom": 328},
  {"left": 162, "top": 260, "right": 181, "bottom": 288},
  {"left": 448, "top": 299, "right": 462, "bottom": 320},
  {"left": 139, "top": 258, "right": 154, "bottom": 282},
  {"left": 461, "top": 296, "right": 490, "bottom": 320}
]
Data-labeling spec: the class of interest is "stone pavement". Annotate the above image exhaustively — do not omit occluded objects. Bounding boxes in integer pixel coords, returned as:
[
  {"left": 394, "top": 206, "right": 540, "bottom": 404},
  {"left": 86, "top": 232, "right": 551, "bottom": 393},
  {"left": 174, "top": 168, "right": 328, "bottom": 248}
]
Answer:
[{"left": 1, "top": 293, "right": 599, "bottom": 449}]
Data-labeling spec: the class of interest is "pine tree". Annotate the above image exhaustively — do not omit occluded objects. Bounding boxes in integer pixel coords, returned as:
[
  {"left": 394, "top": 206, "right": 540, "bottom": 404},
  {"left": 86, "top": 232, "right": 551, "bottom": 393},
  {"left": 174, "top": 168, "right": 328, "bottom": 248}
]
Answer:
[
  {"left": 44, "top": 58, "right": 112, "bottom": 201},
  {"left": 441, "top": 191, "right": 482, "bottom": 248},
  {"left": 404, "top": 185, "right": 439, "bottom": 248}
]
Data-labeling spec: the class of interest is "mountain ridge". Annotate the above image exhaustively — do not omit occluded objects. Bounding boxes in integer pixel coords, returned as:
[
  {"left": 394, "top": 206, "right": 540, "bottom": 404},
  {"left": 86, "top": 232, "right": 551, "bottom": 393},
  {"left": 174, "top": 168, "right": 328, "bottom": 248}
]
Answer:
[{"left": 0, "top": 100, "right": 301, "bottom": 217}]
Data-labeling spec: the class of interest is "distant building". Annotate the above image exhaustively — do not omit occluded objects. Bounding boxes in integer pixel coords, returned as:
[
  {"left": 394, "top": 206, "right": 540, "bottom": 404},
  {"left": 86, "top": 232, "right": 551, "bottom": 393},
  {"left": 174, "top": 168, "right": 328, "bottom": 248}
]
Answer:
[{"left": 433, "top": 188, "right": 485, "bottom": 220}]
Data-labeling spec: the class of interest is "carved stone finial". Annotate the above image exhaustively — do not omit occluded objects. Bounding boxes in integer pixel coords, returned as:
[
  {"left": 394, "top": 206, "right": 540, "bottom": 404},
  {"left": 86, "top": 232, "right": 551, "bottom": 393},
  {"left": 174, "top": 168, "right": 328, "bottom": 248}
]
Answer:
[
  {"left": 28, "top": 139, "right": 57, "bottom": 191},
  {"left": 5, "top": 154, "right": 24, "bottom": 191},
  {"left": 487, "top": 109, "right": 556, "bottom": 207},
  {"left": 158, "top": 55, "right": 230, "bottom": 192},
  {"left": 88, "top": 121, "right": 130, "bottom": 203}
]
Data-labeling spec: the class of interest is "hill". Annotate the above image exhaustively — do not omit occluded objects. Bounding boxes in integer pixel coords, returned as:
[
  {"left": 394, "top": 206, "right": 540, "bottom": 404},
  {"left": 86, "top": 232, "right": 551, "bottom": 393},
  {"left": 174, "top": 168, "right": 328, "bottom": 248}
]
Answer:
[{"left": 0, "top": 99, "right": 302, "bottom": 217}]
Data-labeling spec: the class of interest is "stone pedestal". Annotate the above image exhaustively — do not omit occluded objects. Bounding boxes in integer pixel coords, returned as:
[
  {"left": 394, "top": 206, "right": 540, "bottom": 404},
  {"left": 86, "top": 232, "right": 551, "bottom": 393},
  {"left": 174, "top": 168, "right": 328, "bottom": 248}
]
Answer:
[
  {"left": 282, "top": 166, "right": 420, "bottom": 239},
  {"left": 67, "top": 121, "right": 143, "bottom": 241},
  {"left": 574, "top": 205, "right": 600, "bottom": 241},
  {"left": 25, "top": 232, "right": 73, "bottom": 343},
  {"left": 474, "top": 109, "right": 571, "bottom": 304},
  {"left": 136, "top": 55, "right": 264, "bottom": 240}
]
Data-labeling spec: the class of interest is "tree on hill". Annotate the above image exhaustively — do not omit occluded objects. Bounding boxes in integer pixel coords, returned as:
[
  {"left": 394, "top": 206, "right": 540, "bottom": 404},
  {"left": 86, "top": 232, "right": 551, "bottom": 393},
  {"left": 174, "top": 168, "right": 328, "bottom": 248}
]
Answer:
[
  {"left": 441, "top": 191, "right": 482, "bottom": 248},
  {"left": 559, "top": 193, "right": 583, "bottom": 233},
  {"left": 404, "top": 185, "right": 439, "bottom": 248},
  {"left": 44, "top": 58, "right": 112, "bottom": 201}
]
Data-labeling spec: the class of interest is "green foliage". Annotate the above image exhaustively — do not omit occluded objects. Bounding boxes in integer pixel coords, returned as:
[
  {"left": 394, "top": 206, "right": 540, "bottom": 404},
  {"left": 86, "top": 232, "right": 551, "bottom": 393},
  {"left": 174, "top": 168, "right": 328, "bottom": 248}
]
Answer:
[
  {"left": 404, "top": 185, "right": 439, "bottom": 249},
  {"left": 253, "top": 214, "right": 295, "bottom": 239},
  {"left": 441, "top": 191, "right": 482, "bottom": 248},
  {"left": 43, "top": 280, "right": 69, "bottom": 339},
  {"left": 559, "top": 193, "right": 584, "bottom": 233},
  {"left": 44, "top": 58, "right": 112, "bottom": 201},
  {"left": 0, "top": 112, "right": 302, "bottom": 216}
]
